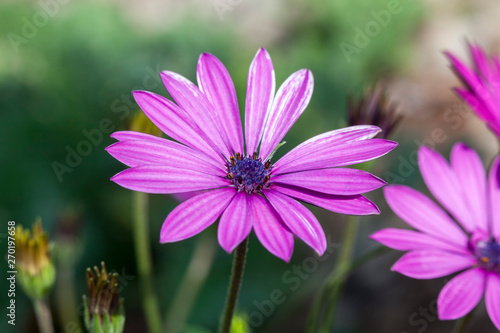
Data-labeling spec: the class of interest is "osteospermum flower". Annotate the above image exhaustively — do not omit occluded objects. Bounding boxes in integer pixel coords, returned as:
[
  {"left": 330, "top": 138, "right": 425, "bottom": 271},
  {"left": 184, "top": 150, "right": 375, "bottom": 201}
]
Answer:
[
  {"left": 447, "top": 43, "right": 500, "bottom": 138},
  {"left": 107, "top": 48, "right": 397, "bottom": 261},
  {"left": 371, "top": 143, "right": 500, "bottom": 329}
]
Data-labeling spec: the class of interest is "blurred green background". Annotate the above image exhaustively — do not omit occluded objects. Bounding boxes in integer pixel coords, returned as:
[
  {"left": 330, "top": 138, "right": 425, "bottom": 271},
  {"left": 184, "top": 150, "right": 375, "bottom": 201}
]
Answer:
[{"left": 1, "top": 0, "right": 499, "bottom": 332}]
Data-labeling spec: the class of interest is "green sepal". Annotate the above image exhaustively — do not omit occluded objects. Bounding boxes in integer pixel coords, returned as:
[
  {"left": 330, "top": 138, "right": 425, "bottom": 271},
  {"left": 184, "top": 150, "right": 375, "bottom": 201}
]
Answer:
[{"left": 18, "top": 262, "right": 55, "bottom": 300}]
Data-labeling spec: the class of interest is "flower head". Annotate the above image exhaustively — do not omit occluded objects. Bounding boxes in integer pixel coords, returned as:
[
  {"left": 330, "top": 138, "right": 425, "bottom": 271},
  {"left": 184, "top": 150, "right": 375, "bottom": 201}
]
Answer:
[
  {"left": 371, "top": 143, "right": 500, "bottom": 329},
  {"left": 447, "top": 43, "right": 500, "bottom": 138},
  {"left": 347, "top": 84, "right": 402, "bottom": 139},
  {"left": 107, "top": 48, "right": 397, "bottom": 261},
  {"left": 15, "top": 218, "right": 55, "bottom": 300},
  {"left": 83, "top": 262, "right": 124, "bottom": 333}
]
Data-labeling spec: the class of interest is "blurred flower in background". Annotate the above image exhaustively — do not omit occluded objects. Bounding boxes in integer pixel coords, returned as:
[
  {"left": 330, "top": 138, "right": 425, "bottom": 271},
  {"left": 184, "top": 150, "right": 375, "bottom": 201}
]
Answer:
[
  {"left": 372, "top": 143, "right": 500, "bottom": 330},
  {"left": 447, "top": 43, "right": 500, "bottom": 139}
]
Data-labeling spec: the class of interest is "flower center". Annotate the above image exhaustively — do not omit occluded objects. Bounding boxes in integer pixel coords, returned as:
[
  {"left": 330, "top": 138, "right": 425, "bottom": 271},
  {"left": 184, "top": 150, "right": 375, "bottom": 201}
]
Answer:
[
  {"left": 474, "top": 239, "right": 500, "bottom": 271},
  {"left": 226, "top": 152, "right": 272, "bottom": 194}
]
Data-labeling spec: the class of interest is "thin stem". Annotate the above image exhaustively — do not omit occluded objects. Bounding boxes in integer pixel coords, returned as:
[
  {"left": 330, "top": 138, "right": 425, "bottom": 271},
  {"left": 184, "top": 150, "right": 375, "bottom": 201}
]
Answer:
[
  {"left": 306, "top": 246, "right": 390, "bottom": 332},
  {"left": 220, "top": 237, "right": 249, "bottom": 333},
  {"left": 133, "top": 192, "right": 162, "bottom": 333},
  {"left": 55, "top": 264, "right": 82, "bottom": 332},
  {"left": 165, "top": 232, "right": 217, "bottom": 333},
  {"left": 320, "top": 215, "right": 359, "bottom": 332},
  {"left": 452, "top": 308, "right": 476, "bottom": 333},
  {"left": 33, "top": 298, "right": 55, "bottom": 333}
]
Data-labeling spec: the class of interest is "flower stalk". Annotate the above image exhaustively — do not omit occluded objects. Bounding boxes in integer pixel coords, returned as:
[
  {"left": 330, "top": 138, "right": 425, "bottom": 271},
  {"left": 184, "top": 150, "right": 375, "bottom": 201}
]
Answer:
[
  {"left": 220, "top": 237, "right": 249, "bottom": 333},
  {"left": 133, "top": 191, "right": 162, "bottom": 333},
  {"left": 33, "top": 298, "right": 55, "bottom": 333}
]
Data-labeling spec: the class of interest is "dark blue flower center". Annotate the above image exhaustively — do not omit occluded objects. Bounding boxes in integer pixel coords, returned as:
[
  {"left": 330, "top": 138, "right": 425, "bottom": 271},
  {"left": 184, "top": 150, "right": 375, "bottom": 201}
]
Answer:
[
  {"left": 226, "top": 152, "right": 272, "bottom": 194},
  {"left": 475, "top": 239, "right": 500, "bottom": 271}
]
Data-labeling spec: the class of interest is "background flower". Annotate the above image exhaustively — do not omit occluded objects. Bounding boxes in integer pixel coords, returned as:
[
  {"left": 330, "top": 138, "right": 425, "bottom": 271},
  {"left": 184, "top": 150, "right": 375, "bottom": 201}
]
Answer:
[
  {"left": 372, "top": 143, "right": 500, "bottom": 330},
  {"left": 447, "top": 43, "right": 500, "bottom": 139}
]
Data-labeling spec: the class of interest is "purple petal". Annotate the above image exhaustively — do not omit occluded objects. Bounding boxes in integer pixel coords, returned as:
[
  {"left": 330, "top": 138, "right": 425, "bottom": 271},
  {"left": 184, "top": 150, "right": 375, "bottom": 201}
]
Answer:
[
  {"left": 272, "top": 168, "right": 386, "bottom": 196},
  {"left": 160, "top": 71, "right": 231, "bottom": 157},
  {"left": 489, "top": 155, "right": 500, "bottom": 239},
  {"left": 260, "top": 69, "right": 314, "bottom": 160},
  {"left": 418, "top": 146, "right": 474, "bottom": 232},
  {"left": 197, "top": 53, "right": 244, "bottom": 154},
  {"left": 454, "top": 87, "right": 493, "bottom": 123},
  {"left": 245, "top": 48, "right": 275, "bottom": 156},
  {"left": 276, "top": 125, "right": 382, "bottom": 167},
  {"left": 218, "top": 192, "right": 253, "bottom": 253},
  {"left": 391, "top": 250, "right": 476, "bottom": 279},
  {"left": 274, "top": 139, "right": 397, "bottom": 174},
  {"left": 447, "top": 52, "right": 499, "bottom": 120},
  {"left": 485, "top": 272, "right": 500, "bottom": 330},
  {"left": 469, "top": 43, "right": 495, "bottom": 81},
  {"left": 111, "top": 165, "right": 229, "bottom": 194},
  {"left": 438, "top": 268, "right": 486, "bottom": 320},
  {"left": 132, "top": 91, "right": 219, "bottom": 160},
  {"left": 384, "top": 185, "right": 468, "bottom": 247},
  {"left": 371, "top": 228, "right": 469, "bottom": 254},
  {"left": 265, "top": 190, "right": 326, "bottom": 255},
  {"left": 450, "top": 143, "right": 488, "bottom": 233},
  {"left": 160, "top": 188, "right": 236, "bottom": 242},
  {"left": 111, "top": 131, "right": 167, "bottom": 142},
  {"left": 251, "top": 195, "right": 294, "bottom": 262},
  {"left": 106, "top": 139, "right": 223, "bottom": 175},
  {"left": 272, "top": 184, "right": 380, "bottom": 215}
]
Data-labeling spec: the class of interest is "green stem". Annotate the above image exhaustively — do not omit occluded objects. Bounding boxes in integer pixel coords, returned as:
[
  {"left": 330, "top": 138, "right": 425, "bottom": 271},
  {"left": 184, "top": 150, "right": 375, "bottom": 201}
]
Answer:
[
  {"left": 306, "top": 246, "right": 390, "bottom": 332},
  {"left": 133, "top": 192, "right": 162, "bottom": 333},
  {"left": 165, "top": 232, "right": 217, "bottom": 333},
  {"left": 33, "top": 298, "right": 55, "bottom": 333},
  {"left": 220, "top": 238, "right": 249, "bottom": 333},
  {"left": 55, "top": 265, "right": 82, "bottom": 332},
  {"left": 452, "top": 308, "right": 476, "bottom": 333}
]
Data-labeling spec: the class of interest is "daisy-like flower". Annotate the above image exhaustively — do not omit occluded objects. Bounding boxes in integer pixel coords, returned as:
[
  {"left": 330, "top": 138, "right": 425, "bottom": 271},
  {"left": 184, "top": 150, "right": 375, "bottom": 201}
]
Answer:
[
  {"left": 107, "top": 48, "right": 397, "bottom": 261},
  {"left": 447, "top": 43, "right": 500, "bottom": 138},
  {"left": 371, "top": 143, "right": 500, "bottom": 329}
]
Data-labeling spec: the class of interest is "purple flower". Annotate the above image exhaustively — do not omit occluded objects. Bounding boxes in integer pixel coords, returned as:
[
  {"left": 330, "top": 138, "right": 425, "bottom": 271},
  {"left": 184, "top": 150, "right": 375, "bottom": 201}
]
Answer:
[
  {"left": 372, "top": 143, "right": 500, "bottom": 329},
  {"left": 107, "top": 48, "right": 396, "bottom": 261},
  {"left": 447, "top": 43, "right": 500, "bottom": 138}
]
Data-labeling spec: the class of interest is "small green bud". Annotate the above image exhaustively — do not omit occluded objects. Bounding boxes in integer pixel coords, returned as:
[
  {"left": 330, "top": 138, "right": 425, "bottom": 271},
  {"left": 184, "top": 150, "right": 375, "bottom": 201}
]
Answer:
[{"left": 15, "top": 218, "right": 56, "bottom": 300}]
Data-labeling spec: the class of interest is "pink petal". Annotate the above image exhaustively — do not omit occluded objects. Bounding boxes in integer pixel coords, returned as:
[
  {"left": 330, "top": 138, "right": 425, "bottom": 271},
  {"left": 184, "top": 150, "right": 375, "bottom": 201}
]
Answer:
[
  {"left": 259, "top": 69, "right": 314, "bottom": 160},
  {"left": 160, "top": 71, "right": 231, "bottom": 157},
  {"left": 276, "top": 125, "right": 382, "bottom": 167},
  {"left": 450, "top": 143, "right": 488, "bottom": 233},
  {"left": 454, "top": 88, "right": 493, "bottom": 123},
  {"left": 132, "top": 91, "right": 219, "bottom": 160},
  {"left": 438, "top": 268, "right": 486, "bottom": 320},
  {"left": 111, "top": 131, "right": 166, "bottom": 142},
  {"left": 160, "top": 188, "right": 236, "bottom": 242},
  {"left": 274, "top": 139, "right": 397, "bottom": 174},
  {"left": 251, "top": 195, "right": 294, "bottom": 262},
  {"left": 272, "top": 168, "right": 386, "bottom": 196},
  {"left": 384, "top": 185, "right": 468, "bottom": 247},
  {"left": 418, "top": 146, "right": 474, "bottom": 232},
  {"left": 371, "top": 228, "right": 468, "bottom": 254},
  {"left": 489, "top": 155, "right": 500, "bottom": 239},
  {"left": 447, "top": 52, "right": 498, "bottom": 119},
  {"left": 271, "top": 184, "right": 380, "bottom": 215},
  {"left": 197, "top": 53, "right": 244, "bottom": 154},
  {"left": 106, "top": 139, "right": 223, "bottom": 175},
  {"left": 217, "top": 192, "right": 253, "bottom": 253},
  {"left": 391, "top": 250, "right": 476, "bottom": 279},
  {"left": 245, "top": 48, "right": 275, "bottom": 156},
  {"left": 265, "top": 190, "right": 326, "bottom": 255},
  {"left": 111, "top": 165, "right": 229, "bottom": 194},
  {"left": 485, "top": 272, "right": 500, "bottom": 330}
]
